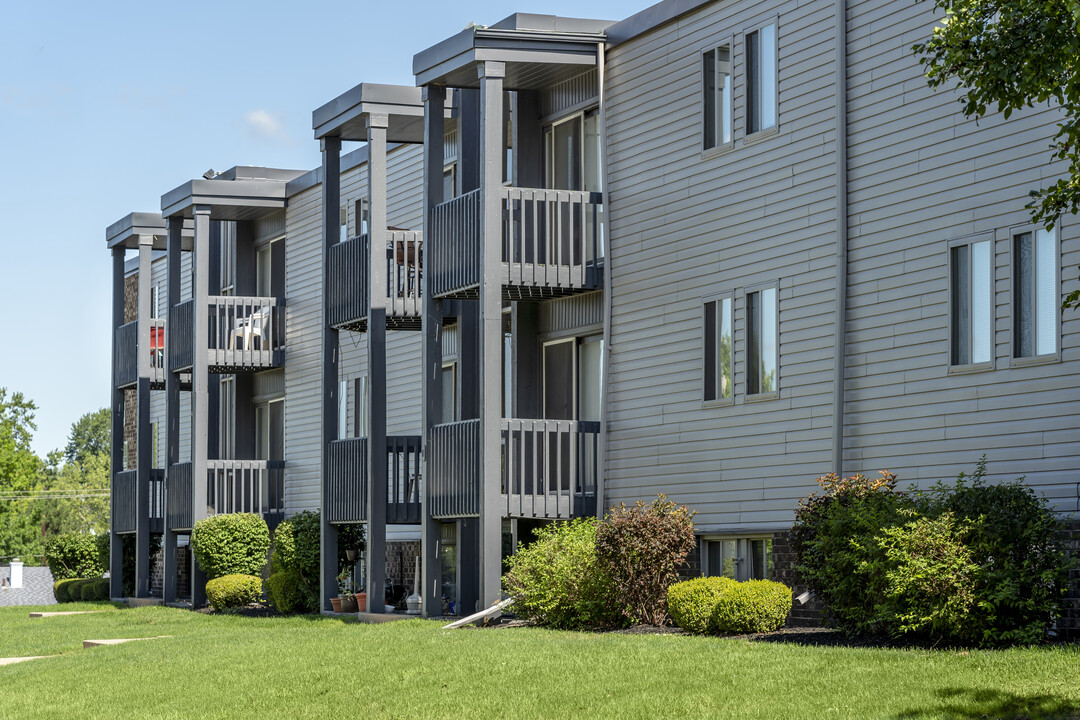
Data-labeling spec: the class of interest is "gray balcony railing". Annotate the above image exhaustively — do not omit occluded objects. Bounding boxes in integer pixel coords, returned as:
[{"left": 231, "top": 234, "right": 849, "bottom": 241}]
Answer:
[
  {"left": 166, "top": 462, "right": 193, "bottom": 531},
  {"left": 170, "top": 297, "right": 285, "bottom": 373},
  {"left": 206, "top": 459, "right": 285, "bottom": 527},
  {"left": 111, "top": 469, "right": 165, "bottom": 534},
  {"left": 428, "top": 420, "right": 481, "bottom": 518},
  {"left": 428, "top": 418, "right": 599, "bottom": 520},
  {"left": 116, "top": 319, "right": 167, "bottom": 389},
  {"left": 328, "top": 231, "right": 424, "bottom": 332},
  {"left": 429, "top": 187, "right": 603, "bottom": 300},
  {"left": 326, "top": 436, "right": 423, "bottom": 524}
]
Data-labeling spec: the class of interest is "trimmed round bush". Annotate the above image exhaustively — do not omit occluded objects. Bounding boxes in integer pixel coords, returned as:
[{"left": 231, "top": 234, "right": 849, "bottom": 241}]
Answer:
[
  {"left": 267, "top": 569, "right": 308, "bottom": 614},
  {"left": 667, "top": 576, "right": 736, "bottom": 634},
  {"left": 53, "top": 578, "right": 82, "bottom": 603},
  {"left": 503, "top": 518, "right": 622, "bottom": 630},
  {"left": 45, "top": 533, "right": 107, "bottom": 580},
  {"left": 269, "top": 511, "right": 320, "bottom": 613},
  {"left": 79, "top": 580, "right": 99, "bottom": 601},
  {"left": 711, "top": 580, "right": 792, "bottom": 634},
  {"left": 64, "top": 579, "right": 93, "bottom": 603},
  {"left": 191, "top": 513, "right": 270, "bottom": 580},
  {"left": 91, "top": 578, "right": 111, "bottom": 601},
  {"left": 206, "top": 574, "right": 263, "bottom": 611}
]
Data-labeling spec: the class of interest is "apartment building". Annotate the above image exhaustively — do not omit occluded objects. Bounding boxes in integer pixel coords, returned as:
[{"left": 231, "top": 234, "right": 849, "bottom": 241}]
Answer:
[{"left": 109, "top": 0, "right": 1077, "bottom": 621}]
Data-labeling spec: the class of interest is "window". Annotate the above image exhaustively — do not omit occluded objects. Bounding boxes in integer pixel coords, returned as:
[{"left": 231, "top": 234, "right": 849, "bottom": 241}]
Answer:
[
  {"left": 746, "top": 286, "right": 778, "bottom": 394},
  {"left": 338, "top": 379, "right": 348, "bottom": 440},
  {"left": 442, "top": 165, "right": 457, "bottom": 201},
  {"left": 339, "top": 206, "right": 348, "bottom": 243},
  {"left": 355, "top": 197, "right": 369, "bottom": 237},
  {"left": 255, "top": 398, "right": 284, "bottom": 461},
  {"left": 703, "top": 296, "right": 733, "bottom": 402},
  {"left": 219, "top": 377, "right": 235, "bottom": 459},
  {"left": 705, "top": 538, "right": 774, "bottom": 581},
  {"left": 950, "top": 238, "right": 993, "bottom": 366},
  {"left": 441, "top": 363, "right": 457, "bottom": 423},
  {"left": 256, "top": 245, "right": 272, "bottom": 297},
  {"left": 1014, "top": 227, "right": 1058, "bottom": 358},
  {"left": 745, "top": 23, "right": 777, "bottom": 134},
  {"left": 354, "top": 376, "right": 368, "bottom": 438},
  {"left": 702, "top": 44, "right": 732, "bottom": 150},
  {"left": 150, "top": 285, "right": 160, "bottom": 319}
]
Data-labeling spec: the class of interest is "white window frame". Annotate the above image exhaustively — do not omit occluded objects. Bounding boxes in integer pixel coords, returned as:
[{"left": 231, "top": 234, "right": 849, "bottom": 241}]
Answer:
[
  {"left": 701, "top": 39, "right": 734, "bottom": 154},
  {"left": 354, "top": 375, "right": 369, "bottom": 438},
  {"left": 744, "top": 282, "right": 780, "bottom": 399},
  {"left": 338, "top": 379, "right": 349, "bottom": 441},
  {"left": 1009, "top": 224, "right": 1061, "bottom": 365},
  {"left": 339, "top": 205, "right": 349, "bottom": 244},
  {"left": 947, "top": 233, "right": 995, "bottom": 372},
  {"left": 743, "top": 18, "right": 779, "bottom": 139},
  {"left": 702, "top": 292, "right": 735, "bottom": 406},
  {"left": 355, "top": 197, "right": 370, "bottom": 237}
]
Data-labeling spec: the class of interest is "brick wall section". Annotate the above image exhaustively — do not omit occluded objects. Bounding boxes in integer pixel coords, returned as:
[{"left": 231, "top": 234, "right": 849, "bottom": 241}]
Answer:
[
  {"left": 123, "top": 389, "right": 136, "bottom": 470},
  {"left": 771, "top": 530, "right": 824, "bottom": 628},
  {"left": 124, "top": 274, "right": 137, "bottom": 323},
  {"left": 385, "top": 541, "right": 422, "bottom": 593},
  {"left": 678, "top": 543, "right": 701, "bottom": 582}
]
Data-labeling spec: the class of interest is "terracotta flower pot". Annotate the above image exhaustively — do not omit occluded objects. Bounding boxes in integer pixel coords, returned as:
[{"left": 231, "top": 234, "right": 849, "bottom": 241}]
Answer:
[
  {"left": 354, "top": 592, "right": 367, "bottom": 613},
  {"left": 339, "top": 594, "right": 358, "bottom": 613},
  {"left": 330, "top": 596, "right": 342, "bottom": 613}
]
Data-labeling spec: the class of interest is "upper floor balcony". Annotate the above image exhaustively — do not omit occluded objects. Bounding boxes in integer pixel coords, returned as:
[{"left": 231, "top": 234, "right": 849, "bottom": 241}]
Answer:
[
  {"left": 114, "top": 319, "right": 167, "bottom": 389},
  {"left": 166, "top": 459, "right": 285, "bottom": 532},
  {"left": 169, "top": 296, "right": 285, "bottom": 374},
  {"left": 429, "top": 187, "right": 604, "bottom": 301},
  {"left": 111, "top": 468, "right": 165, "bottom": 534},
  {"left": 325, "top": 435, "right": 422, "bottom": 524},
  {"left": 327, "top": 231, "right": 423, "bottom": 332},
  {"left": 427, "top": 417, "right": 598, "bottom": 520}
]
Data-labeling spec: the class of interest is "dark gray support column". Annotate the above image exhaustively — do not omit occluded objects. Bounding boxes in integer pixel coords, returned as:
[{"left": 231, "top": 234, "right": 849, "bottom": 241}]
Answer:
[
  {"left": 421, "top": 85, "right": 446, "bottom": 618},
  {"left": 320, "top": 136, "right": 342, "bottom": 612},
  {"left": 511, "top": 303, "right": 540, "bottom": 418},
  {"left": 365, "top": 113, "right": 389, "bottom": 612},
  {"left": 478, "top": 60, "right": 506, "bottom": 608},
  {"left": 109, "top": 246, "right": 125, "bottom": 600},
  {"left": 512, "top": 91, "right": 542, "bottom": 188},
  {"left": 164, "top": 216, "right": 182, "bottom": 603},
  {"left": 191, "top": 205, "right": 211, "bottom": 608},
  {"left": 207, "top": 222, "right": 222, "bottom": 463},
  {"left": 134, "top": 236, "right": 153, "bottom": 597}
]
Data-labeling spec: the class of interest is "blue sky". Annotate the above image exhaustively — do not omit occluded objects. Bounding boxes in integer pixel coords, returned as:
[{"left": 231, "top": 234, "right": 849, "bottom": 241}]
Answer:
[{"left": 0, "top": 0, "right": 645, "bottom": 457}]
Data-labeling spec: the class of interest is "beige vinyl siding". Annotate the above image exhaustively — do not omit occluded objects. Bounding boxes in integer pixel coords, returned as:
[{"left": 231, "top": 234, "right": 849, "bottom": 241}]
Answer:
[
  {"left": 844, "top": 0, "right": 1079, "bottom": 510},
  {"left": 604, "top": 0, "right": 840, "bottom": 533},
  {"left": 284, "top": 183, "right": 323, "bottom": 513}
]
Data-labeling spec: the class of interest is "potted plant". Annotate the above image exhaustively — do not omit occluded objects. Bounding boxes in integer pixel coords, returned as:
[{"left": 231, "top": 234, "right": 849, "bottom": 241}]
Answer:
[
  {"left": 338, "top": 524, "right": 366, "bottom": 612},
  {"left": 337, "top": 571, "right": 358, "bottom": 613}
]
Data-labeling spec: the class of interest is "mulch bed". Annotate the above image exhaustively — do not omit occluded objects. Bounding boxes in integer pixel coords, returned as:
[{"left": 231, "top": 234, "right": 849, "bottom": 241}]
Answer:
[{"left": 196, "top": 602, "right": 280, "bottom": 618}]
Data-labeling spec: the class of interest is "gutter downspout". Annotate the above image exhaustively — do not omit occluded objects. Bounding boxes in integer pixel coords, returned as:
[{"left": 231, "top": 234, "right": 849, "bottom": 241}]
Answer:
[
  {"left": 831, "top": 0, "right": 849, "bottom": 475},
  {"left": 598, "top": 40, "right": 612, "bottom": 519}
]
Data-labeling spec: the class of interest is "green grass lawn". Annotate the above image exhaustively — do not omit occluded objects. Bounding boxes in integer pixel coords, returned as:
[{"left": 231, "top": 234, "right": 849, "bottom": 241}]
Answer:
[{"left": 2, "top": 603, "right": 1078, "bottom": 720}]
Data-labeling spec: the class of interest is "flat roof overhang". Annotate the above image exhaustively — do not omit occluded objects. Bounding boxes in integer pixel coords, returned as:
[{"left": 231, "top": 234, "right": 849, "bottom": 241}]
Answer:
[
  {"left": 160, "top": 167, "right": 305, "bottom": 220},
  {"left": 413, "top": 15, "right": 613, "bottom": 90},
  {"left": 313, "top": 83, "right": 454, "bottom": 143},
  {"left": 106, "top": 212, "right": 194, "bottom": 251}
]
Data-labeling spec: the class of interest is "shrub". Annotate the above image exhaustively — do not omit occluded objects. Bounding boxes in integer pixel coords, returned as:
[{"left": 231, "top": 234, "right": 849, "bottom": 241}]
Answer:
[
  {"left": 191, "top": 513, "right": 270, "bottom": 580},
  {"left": 270, "top": 511, "right": 321, "bottom": 613},
  {"left": 44, "top": 533, "right": 107, "bottom": 580},
  {"left": 503, "top": 518, "right": 622, "bottom": 629},
  {"left": 206, "top": 574, "right": 263, "bottom": 611},
  {"left": 790, "top": 471, "right": 911, "bottom": 636},
  {"left": 922, "top": 459, "right": 1075, "bottom": 646},
  {"left": 267, "top": 570, "right": 308, "bottom": 614},
  {"left": 711, "top": 580, "right": 793, "bottom": 634},
  {"left": 875, "top": 510, "right": 977, "bottom": 641},
  {"left": 91, "top": 578, "right": 111, "bottom": 601},
  {"left": 65, "top": 579, "right": 92, "bottom": 602},
  {"left": 667, "top": 576, "right": 737, "bottom": 634},
  {"left": 53, "top": 578, "right": 82, "bottom": 603},
  {"left": 595, "top": 495, "right": 697, "bottom": 625}
]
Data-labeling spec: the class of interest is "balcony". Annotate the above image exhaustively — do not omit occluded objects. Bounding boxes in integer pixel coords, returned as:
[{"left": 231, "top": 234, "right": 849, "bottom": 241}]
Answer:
[
  {"left": 325, "top": 436, "right": 422, "bottom": 524},
  {"left": 427, "top": 418, "right": 598, "bottom": 520},
  {"left": 114, "top": 319, "right": 167, "bottom": 389},
  {"left": 170, "top": 297, "right": 285, "bottom": 374},
  {"left": 429, "top": 187, "right": 603, "bottom": 301},
  {"left": 111, "top": 469, "right": 165, "bottom": 534},
  {"left": 327, "top": 231, "right": 423, "bottom": 332},
  {"left": 166, "top": 459, "right": 285, "bottom": 531}
]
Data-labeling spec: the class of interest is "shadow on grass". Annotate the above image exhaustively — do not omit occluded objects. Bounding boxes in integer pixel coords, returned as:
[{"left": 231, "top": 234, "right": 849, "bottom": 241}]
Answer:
[{"left": 895, "top": 687, "right": 1080, "bottom": 719}]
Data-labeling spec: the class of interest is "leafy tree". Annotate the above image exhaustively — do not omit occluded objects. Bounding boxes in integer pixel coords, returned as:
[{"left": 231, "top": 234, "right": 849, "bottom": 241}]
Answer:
[
  {"left": 0, "top": 388, "right": 44, "bottom": 562},
  {"left": 64, "top": 408, "right": 110, "bottom": 467},
  {"left": 913, "top": 0, "right": 1080, "bottom": 308}
]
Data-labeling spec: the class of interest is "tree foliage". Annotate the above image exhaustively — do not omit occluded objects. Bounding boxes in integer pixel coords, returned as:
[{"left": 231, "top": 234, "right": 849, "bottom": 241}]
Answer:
[
  {"left": 913, "top": 0, "right": 1080, "bottom": 308},
  {"left": 64, "top": 409, "right": 110, "bottom": 467},
  {"left": 0, "top": 388, "right": 44, "bottom": 562}
]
